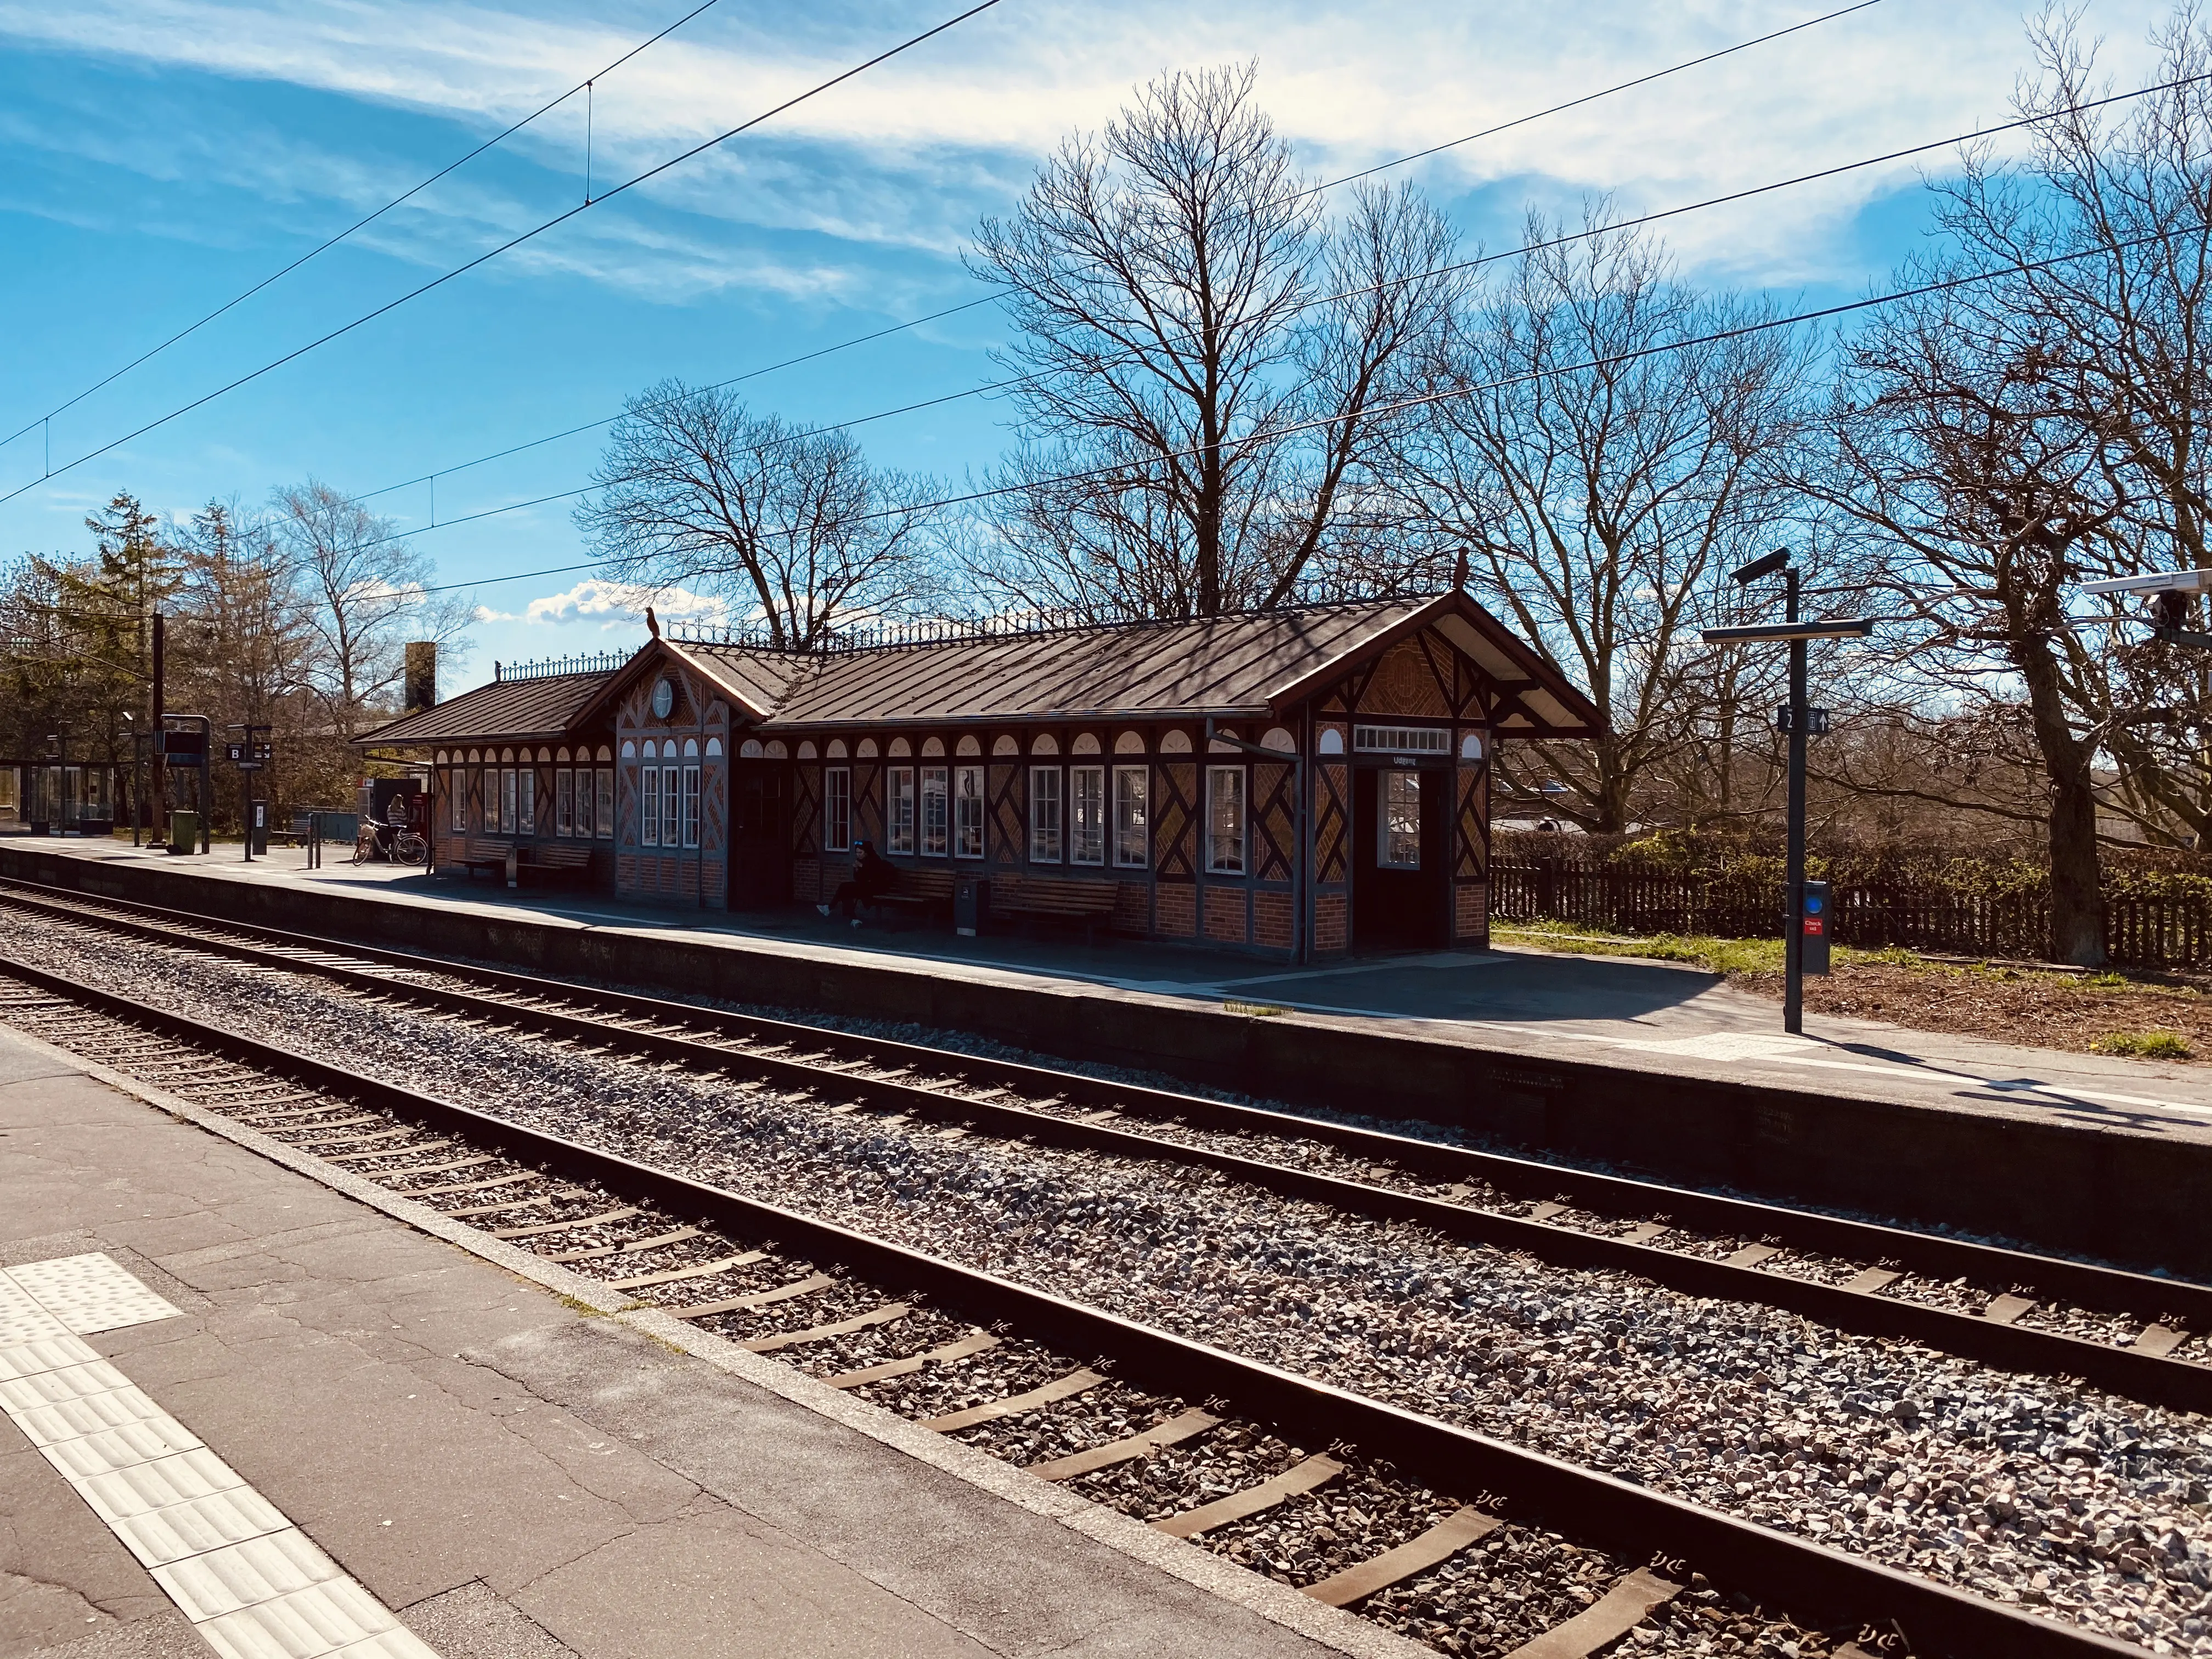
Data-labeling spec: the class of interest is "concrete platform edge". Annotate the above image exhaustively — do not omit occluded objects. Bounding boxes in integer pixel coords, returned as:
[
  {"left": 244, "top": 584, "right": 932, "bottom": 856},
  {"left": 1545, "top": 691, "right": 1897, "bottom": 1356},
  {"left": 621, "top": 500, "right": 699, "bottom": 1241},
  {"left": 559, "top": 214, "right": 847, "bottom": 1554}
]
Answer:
[{"left": 4, "top": 1021, "right": 1426, "bottom": 1659}]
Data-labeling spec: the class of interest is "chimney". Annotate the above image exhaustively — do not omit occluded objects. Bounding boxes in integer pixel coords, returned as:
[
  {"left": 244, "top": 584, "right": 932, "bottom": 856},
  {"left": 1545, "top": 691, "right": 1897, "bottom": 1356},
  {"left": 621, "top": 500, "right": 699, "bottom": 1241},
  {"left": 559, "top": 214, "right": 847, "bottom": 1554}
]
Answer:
[{"left": 404, "top": 642, "right": 437, "bottom": 712}]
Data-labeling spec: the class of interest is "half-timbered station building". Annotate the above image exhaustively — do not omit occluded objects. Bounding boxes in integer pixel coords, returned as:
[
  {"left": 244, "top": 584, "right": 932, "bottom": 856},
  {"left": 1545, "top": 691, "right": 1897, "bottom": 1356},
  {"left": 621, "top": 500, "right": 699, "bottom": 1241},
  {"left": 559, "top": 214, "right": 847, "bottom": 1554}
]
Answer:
[{"left": 353, "top": 592, "right": 1602, "bottom": 960}]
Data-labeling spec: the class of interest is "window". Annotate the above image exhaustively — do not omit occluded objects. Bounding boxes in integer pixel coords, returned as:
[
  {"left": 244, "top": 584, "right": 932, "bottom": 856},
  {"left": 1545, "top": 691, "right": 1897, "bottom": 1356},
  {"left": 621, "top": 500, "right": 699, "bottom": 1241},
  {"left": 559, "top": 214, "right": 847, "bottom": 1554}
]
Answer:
[
  {"left": 921, "top": 766, "right": 949, "bottom": 856},
  {"left": 1354, "top": 725, "right": 1450, "bottom": 755},
  {"left": 1070, "top": 765, "right": 1105, "bottom": 866},
  {"left": 1029, "top": 766, "right": 1062, "bottom": 862},
  {"left": 823, "top": 766, "right": 852, "bottom": 851},
  {"left": 499, "top": 768, "right": 517, "bottom": 835},
  {"left": 682, "top": 765, "right": 701, "bottom": 849},
  {"left": 595, "top": 769, "right": 614, "bottom": 839},
  {"left": 1380, "top": 770, "right": 1421, "bottom": 868},
  {"left": 641, "top": 763, "right": 660, "bottom": 847},
  {"left": 953, "top": 765, "right": 984, "bottom": 859},
  {"left": 517, "top": 769, "right": 535, "bottom": 837},
  {"left": 556, "top": 769, "right": 574, "bottom": 837},
  {"left": 1113, "top": 765, "right": 1149, "bottom": 868},
  {"left": 661, "top": 766, "right": 679, "bottom": 853},
  {"left": 887, "top": 767, "right": 916, "bottom": 854},
  {"left": 450, "top": 771, "right": 466, "bottom": 832},
  {"left": 1206, "top": 766, "right": 1246, "bottom": 876}
]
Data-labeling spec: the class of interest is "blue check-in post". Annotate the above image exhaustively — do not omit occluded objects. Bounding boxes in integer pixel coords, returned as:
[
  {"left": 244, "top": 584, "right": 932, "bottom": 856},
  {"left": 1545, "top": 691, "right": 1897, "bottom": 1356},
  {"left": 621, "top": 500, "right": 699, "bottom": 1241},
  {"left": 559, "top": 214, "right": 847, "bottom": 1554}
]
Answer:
[{"left": 1799, "top": 880, "right": 1832, "bottom": 977}]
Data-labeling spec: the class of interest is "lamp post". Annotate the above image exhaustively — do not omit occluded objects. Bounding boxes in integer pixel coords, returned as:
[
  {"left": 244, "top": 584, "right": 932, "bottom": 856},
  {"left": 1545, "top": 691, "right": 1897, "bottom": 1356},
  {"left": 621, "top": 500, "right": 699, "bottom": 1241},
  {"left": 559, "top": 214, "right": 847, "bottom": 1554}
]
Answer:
[{"left": 1702, "top": 550, "right": 1875, "bottom": 1035}]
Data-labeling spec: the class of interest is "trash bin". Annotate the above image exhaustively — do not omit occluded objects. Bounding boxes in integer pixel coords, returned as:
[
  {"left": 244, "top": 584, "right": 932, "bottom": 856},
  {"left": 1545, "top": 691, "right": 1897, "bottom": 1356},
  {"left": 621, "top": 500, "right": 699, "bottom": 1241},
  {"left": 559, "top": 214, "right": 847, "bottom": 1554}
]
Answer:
[
  {"left": 249, "top": 799, "right": 269, "bottom": 856},
  {"left": 168, "top": 810, "right": 199, "bottom": 854},
  {"left": 953, "top": 874, "right": 989, "bottom": 938}
]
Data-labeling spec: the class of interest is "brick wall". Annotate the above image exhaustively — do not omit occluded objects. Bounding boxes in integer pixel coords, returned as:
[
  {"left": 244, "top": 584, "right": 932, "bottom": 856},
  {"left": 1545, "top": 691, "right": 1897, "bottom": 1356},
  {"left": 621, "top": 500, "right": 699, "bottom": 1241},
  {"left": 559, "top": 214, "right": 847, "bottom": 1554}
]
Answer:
[
  {"left": 793, "top": 856, "right": 822, "bottom": 902},
  {"left": 1254, "top": 890, "right": 1294, "bottom": 951},
  {"left": 1113, "top": 881, "right": 1150, "bottom": 934},
  {"left": 1455, "top": 882, "right": 1488, "bottom": 943},
  {"left": 1204, "top": 885, "right": 1248, "bottom": 944},
  {"left": 1155, "top": 882, "right": 1197, "bottom": 937},
  {"left": 1314, "top": 890, "right": 1348, "bottom": 953}
]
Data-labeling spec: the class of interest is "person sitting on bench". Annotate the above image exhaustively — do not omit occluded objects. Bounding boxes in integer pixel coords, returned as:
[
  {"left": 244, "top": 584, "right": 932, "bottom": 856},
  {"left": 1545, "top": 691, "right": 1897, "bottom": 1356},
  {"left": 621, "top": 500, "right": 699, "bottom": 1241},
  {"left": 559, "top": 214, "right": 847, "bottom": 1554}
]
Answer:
[{"left": 819, "top": 839, "right": 895, "bottom": 924}]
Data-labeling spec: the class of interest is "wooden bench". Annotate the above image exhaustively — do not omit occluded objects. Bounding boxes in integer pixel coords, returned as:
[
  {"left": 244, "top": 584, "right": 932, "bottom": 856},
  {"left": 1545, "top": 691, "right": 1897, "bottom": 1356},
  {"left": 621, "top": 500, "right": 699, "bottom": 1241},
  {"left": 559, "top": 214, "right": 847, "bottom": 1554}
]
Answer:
[
  {"left": 458, "top": 838, "right": 594, "bottom": 887},
  {"left": 861, "top": 866, "right": 956, "bottom": 928},
  {"left": 992, "top": 877, "right": 1120, "bottom": 943}
]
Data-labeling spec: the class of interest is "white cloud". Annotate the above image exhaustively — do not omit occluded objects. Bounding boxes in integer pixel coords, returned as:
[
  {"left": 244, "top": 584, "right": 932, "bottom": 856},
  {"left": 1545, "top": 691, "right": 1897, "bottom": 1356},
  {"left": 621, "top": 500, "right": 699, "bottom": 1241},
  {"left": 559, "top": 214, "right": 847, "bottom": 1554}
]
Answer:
[
  {"left": 521, "top": 575, "right": 726, "bottom": 628},
  {"left": 2, "top": 0, "right": 2188, "bottom": 291}
]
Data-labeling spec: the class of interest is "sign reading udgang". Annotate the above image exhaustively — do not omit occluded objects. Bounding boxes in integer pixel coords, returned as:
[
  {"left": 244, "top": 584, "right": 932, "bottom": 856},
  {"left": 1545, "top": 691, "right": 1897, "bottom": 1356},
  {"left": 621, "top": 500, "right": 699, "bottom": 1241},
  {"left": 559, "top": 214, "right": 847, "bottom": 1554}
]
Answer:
[{"left": 1799, "top": 880, "right": 1832, "bottom": 977}]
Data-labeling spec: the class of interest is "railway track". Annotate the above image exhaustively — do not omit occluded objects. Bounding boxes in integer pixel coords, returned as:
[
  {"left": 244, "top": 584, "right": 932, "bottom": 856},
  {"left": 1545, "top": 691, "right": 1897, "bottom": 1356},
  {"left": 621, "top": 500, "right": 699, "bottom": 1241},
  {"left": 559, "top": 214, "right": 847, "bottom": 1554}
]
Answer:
[
  {"left": 0, "top": 878, "right": 2204, "bottom": 1421},
  {"left": 0, "top": 947, "right": 2146, "bottom": 1659}
]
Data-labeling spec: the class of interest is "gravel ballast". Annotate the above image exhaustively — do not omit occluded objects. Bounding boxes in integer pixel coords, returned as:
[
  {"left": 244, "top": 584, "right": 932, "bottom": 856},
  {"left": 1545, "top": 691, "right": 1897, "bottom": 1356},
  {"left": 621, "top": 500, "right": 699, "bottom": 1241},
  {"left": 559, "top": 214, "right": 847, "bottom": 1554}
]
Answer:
[{"left": 6, "top": 915, "right": 2210, "bottom": 1655}]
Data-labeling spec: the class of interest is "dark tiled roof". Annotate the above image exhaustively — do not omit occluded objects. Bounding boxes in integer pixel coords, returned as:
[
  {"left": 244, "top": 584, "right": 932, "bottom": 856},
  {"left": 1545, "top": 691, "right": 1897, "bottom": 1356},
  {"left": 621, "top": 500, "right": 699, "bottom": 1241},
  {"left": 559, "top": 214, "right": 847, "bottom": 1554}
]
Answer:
[
  {"left": 358, "top": 594, "right": 1604, "bottom": 748},
  {"left": 685, "top": 599, "right": 1412, "bottom": 727},
  {"left": 353, "top": 669, "right": 614, "bottom": 748}
]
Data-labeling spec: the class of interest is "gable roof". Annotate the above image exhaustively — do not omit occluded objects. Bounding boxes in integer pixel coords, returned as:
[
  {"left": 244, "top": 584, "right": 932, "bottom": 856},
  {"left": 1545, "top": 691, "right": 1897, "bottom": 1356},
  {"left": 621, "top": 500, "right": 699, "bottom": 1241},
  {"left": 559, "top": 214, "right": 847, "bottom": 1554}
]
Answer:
[
  {"left": 355, "top": 592, "right": 1605, "bottom": 749},
  {"left": 695, "top": 592, "right": 1600, "bottom": 736},
  {"left": 352, "top": 668, "right": 616, "bottom": 749}
]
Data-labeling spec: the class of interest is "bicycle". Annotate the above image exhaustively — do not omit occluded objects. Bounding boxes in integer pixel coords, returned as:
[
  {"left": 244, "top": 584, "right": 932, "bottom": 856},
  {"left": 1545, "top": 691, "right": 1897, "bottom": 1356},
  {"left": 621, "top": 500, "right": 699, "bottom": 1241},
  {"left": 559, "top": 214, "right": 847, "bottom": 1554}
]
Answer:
[{"left": 351, "top": 817, "right": 428, "bottom": 866}]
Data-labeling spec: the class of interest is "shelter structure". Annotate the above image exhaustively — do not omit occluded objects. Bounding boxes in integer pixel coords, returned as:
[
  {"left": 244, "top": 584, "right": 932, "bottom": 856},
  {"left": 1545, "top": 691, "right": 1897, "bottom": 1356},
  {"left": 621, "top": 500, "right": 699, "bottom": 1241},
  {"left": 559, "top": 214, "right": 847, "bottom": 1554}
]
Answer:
[{"left": 354, "top": 593, "right": 1602, "bottom": 958}]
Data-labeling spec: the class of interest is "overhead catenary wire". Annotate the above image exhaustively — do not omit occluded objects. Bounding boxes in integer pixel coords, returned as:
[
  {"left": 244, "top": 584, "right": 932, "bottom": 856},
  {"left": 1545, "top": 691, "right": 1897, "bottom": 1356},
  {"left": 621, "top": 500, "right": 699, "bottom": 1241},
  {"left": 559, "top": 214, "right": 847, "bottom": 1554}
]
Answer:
[
  {"left": 317, "top": 70, "right": 2209, "bottom": 574},
  {"left": 0, "top": 0, "right": 729, "bottom": 455},
  {"left": 348, "top": 0, "right": 1891, "bottom": 508},
  {"left": 0, "top": 0, "right": 1008, "bottom": 511},
  {"left": 387, "top": 216, "right": 2211, "bottom": 600}
]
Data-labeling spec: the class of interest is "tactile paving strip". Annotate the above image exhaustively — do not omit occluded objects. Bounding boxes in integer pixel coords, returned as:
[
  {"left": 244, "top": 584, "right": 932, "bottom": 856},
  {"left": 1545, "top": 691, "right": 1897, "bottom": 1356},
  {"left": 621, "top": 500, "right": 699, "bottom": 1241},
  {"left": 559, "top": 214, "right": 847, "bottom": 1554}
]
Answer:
[
  {"left": 3, "top": 1252, "right": 183, "bottom": 1334},
  {"left": 0, "top": 1255, "right": 437, "bottom": 1659}
]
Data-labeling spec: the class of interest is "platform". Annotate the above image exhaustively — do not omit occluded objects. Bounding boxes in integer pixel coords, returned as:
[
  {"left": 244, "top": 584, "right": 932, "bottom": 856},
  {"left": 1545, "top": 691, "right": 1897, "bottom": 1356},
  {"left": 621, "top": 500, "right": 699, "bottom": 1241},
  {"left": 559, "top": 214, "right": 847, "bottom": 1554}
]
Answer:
[
  {"left": 23, "top": 834, "right": 2212, "bottom": 1136},
  {"left": 0, "top": 1023, "right": 1374, "bottom": 1659},
  {"left": 7, "top": 836, "right": 2210, "bottom": 1278}
]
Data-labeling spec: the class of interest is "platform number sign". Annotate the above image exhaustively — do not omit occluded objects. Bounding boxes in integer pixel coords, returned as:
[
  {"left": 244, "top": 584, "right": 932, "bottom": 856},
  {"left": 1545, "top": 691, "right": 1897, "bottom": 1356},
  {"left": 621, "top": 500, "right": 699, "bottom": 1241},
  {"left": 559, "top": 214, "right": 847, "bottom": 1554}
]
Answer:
[{"left": 1799, "top": 879, "right": 1831, "bottom": 975}]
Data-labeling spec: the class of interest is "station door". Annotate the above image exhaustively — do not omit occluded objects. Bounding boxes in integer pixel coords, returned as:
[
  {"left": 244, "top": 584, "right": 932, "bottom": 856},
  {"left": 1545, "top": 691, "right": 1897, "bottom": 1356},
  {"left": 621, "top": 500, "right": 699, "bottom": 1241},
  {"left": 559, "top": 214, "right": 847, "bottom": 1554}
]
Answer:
[
  {"left": 728, "top": 762, "right": 790, "bottom": 910},
  {"left": 1351, "top": 763, "right": 1449, "bottom": 951}
]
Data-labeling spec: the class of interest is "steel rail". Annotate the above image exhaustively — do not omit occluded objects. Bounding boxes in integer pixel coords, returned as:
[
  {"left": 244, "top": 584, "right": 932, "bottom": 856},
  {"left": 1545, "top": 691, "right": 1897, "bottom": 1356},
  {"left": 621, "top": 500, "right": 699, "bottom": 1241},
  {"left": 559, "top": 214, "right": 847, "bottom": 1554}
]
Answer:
[
  {"left": 4, "top": 879, "right": 2208, "bottom": 1412},
  {"left": 0, "top": 946, "right": 2143, "bottom": 1659}
]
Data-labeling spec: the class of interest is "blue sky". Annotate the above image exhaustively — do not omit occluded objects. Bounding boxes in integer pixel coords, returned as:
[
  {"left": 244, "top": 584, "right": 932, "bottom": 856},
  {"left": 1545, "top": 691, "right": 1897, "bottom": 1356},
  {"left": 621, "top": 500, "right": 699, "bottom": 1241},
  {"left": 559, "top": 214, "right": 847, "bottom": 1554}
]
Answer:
[{"left": 0, "top": 0, "right": 2182, "bottom": 692}]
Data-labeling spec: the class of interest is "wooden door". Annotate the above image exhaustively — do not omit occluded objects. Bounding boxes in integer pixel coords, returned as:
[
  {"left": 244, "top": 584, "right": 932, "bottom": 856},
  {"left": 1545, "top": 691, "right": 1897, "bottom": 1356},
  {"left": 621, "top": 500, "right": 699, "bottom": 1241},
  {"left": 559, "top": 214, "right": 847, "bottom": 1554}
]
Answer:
[
  {"left": 1352, "top": 765, "right": 1449, "bottom": 950},
  {"left": 728, "top": 761, "right": 790, "bottom": 910}
]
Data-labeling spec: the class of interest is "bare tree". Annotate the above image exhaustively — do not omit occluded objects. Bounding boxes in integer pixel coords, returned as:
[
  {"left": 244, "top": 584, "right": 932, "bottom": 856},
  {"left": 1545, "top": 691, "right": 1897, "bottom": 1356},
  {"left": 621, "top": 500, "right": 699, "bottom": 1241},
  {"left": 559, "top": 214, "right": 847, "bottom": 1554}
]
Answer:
[
  {"left": 1391, "top": 211, "right": 1810, "bottom": 831},
  {"left": 1809, "top": 282, "right": 2126, "bottom": 963},
  {"left": 1923, "top": 5, "right": 2212, "bottom": 851},
  {"left": 577, "top": 381, "right": 940, "bottom": 649},
  {"left": 968, "top": 63, "right": 1462, "bottom": 619},
  {"left": 274, "top": 481, "right": 470, "bottom": 742}
]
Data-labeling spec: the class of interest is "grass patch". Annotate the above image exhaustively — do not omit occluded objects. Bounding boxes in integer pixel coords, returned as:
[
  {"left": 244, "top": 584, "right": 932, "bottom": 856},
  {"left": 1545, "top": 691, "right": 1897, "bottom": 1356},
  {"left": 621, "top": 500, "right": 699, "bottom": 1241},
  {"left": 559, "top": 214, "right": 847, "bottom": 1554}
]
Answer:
[
  {"left": 2090, "top": 1029, "right": 2193, "bottom": 1060},
  {"left": 1492, "top": 921, "right": 1786, "bottom": 975},
  {"left": 1223, "top": 1000, "right": 1290, "bottom": 1018}
]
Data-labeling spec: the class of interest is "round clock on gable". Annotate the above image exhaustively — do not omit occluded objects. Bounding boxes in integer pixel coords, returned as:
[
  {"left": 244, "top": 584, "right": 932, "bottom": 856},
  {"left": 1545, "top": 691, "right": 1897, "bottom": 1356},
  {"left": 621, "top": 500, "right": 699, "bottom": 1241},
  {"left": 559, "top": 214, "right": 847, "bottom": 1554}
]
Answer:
[{"left": 650, "top": 678, "right": 675, "bottom": 719}]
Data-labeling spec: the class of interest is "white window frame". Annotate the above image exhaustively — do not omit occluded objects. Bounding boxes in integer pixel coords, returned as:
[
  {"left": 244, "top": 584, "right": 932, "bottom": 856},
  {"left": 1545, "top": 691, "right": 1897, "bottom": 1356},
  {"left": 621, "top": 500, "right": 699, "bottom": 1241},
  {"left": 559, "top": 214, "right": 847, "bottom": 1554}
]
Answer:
[
  {"left": 499, "top": 768, "right": 517, "bottom": 836},
  {"left": 449, "top": 771, "right": 466, "bottom": 833},
  {"left": 953, "top": 764, "right": 985, "bottom": 859},
  {"left": 1029, "top": 765, "right": 1062, "bottom": 863},
  {"left": 1379, "top": 769, "right": 1422, "bottom": 869},
  {"left": 682, "top": 765, "right": 702, "bottom": 849},
  {"left": 517, "top": 768, "right": 535, "bottom": 837},
  {"left": 1069, "top": 765, "right": 1105, "bottom": 866},
  {"left": 661, "top": 766, "right": 679, "bottom": 853},
  {"left": 556, "top": 769, "right": 574, "bottom": 837},
  {"left": 641, "top": 764, "right": 660, "bottom": 847},
  {"left": 1206, "top": 765, "right": 1246, "bottom": 876},
  {"left": 595, "top": 769, "right": 614, "bottom": 839},
  {"left": 921, "top": 766, "right": 949, "bottom": 857},
  {"left": 887, "top": 766, "right": 916, "bottom": 855},
  {"left": 1113, "top": 764, "right": 1149, "bottom": 869},
  {"left": 823, "top": 766, "right": 852, "bottom": 852}
]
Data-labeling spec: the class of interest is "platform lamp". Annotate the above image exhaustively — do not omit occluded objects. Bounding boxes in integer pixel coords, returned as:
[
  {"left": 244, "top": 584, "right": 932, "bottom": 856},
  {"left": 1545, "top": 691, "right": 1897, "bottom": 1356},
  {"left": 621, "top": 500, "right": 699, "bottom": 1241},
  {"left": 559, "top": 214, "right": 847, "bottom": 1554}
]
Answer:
[
  {"left": 2079, "top": 567, "right": 2212, "bottom": 648},
  {"left": 1701, "top": 550, "right": 1876, "bottom": 1035}
]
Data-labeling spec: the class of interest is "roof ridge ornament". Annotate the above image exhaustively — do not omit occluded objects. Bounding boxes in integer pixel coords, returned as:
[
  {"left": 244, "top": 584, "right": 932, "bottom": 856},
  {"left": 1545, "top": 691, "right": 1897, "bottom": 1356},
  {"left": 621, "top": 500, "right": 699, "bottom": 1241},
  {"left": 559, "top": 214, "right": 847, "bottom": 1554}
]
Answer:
[{"left": 645, "top": 605, "right": 660, "bottom": 638}]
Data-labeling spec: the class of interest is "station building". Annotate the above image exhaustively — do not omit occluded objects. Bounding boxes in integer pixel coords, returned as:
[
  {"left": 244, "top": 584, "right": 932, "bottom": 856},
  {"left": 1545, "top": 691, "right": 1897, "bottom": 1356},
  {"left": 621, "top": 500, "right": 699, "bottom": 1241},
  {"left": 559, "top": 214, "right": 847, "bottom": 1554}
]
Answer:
[{"left": 353, "top": 592, "right": 1601, "bottom": 958}]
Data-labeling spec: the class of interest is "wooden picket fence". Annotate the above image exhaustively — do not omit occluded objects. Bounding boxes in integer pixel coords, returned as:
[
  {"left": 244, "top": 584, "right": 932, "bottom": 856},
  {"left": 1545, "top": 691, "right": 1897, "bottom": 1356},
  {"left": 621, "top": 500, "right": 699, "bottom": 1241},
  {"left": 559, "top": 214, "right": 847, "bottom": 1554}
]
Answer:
[{"left": 1488, "top": 860, "right": 2212, "bottom": 967}]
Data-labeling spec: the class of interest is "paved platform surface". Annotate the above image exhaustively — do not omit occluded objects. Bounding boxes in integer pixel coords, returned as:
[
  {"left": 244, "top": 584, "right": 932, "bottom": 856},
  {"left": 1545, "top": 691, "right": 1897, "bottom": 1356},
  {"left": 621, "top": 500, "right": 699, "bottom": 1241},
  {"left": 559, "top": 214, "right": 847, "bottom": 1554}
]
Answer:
[
  {"left": 0, "top": 1022, "right": 1344, "bottom": 1659},
  {"left": 21, "top": 835, "right": 2212, "bottom": 1145}
]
